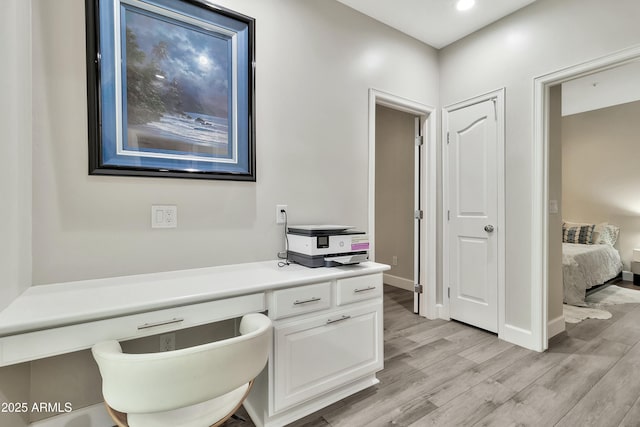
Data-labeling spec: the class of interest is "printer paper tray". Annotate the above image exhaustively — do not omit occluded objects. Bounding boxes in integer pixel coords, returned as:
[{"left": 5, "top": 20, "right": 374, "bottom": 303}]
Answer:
[
  {"left": 325, "top": 254, "right": 369, "bottom": 265},
  {"left": 287, "top": 251, "right": 368, "bottom": 268}
]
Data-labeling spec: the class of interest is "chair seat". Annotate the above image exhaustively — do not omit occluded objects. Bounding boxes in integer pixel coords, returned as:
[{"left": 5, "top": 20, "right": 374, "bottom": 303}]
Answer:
[
  {"left": 126, "top": 383, "right": 250, "bottom": 427},
  {"left": 93, "top": 314, "right": 272, "bottom": 427}
]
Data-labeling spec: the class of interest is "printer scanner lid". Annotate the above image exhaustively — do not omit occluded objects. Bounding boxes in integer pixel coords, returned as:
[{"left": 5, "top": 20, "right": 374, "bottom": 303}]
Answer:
[{"left": 287, "top": 225, "right": 365, "bottom": 236}]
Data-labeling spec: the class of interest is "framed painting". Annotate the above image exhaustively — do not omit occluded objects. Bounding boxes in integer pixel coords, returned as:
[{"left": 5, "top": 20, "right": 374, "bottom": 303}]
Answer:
[{"left": 85, "top": 0, "right": 255, "bottom": 180}]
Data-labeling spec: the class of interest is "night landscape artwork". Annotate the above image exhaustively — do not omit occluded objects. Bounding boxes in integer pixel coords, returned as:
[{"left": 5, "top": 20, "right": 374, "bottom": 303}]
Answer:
[
  {"left": 86, "top": 0, "right": 255, "bottom": 180},
  {"left": 124, "top": 7, "right": 231, "bottom": 159}
]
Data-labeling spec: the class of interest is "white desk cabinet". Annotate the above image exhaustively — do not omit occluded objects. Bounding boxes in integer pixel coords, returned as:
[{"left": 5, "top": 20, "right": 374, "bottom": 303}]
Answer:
[
  {"left": 245, "top": 272, "right": 384, "bottom": 427},
  {"left": 0, "top": 261, "right": 389, "bottom": 427}
]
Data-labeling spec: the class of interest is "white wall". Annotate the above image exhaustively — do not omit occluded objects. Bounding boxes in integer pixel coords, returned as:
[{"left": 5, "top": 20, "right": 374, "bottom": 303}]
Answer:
[
  {"left": 31, "top": 0, "right": 439, "bottom": 285},
  {"left": 0, "top": 6, "right": 32, "bottom": 427},
  {"left": 561, "top": 60, "right": 640, "bottom": 116},
  {"left": 0, "top": 0, "right": 32, "bottom": 311},
  {"left": 439, "top": 0, "right": 640, "bottom": 335}
]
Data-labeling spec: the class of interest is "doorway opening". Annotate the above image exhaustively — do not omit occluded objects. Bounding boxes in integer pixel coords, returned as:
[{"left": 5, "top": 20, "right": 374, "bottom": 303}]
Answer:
[
  {"left": 368, "top": 89, "right": 436, "bottom": 318},
  {"left": 533, "top": 46, "right": 640, "bottom": 351}
]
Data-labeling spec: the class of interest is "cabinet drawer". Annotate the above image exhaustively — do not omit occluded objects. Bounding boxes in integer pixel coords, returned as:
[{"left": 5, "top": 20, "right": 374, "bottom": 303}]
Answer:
[
  {"left": 336, "top": 274, "right": 383, "bottom": 306},
  {"left": 0, "top": 293, "right": 265, "bottom": 367},
  {"left": 270, "top": 282, "right": 331, "bottom": 320},
  {"left": 272, "top": 301, "right": 383, "bottom": 413}
]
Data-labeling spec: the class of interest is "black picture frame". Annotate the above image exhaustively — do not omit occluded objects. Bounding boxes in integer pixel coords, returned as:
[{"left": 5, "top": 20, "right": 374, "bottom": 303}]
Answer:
[{"left": 86, "top": 0, "right": 255, "bottom": 181}]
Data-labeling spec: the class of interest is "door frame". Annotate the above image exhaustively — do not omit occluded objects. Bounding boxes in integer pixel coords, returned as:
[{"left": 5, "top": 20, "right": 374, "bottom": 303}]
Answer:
[
  {"left": 532, "top": 45, "right": 640, "bottom": 351},
  {"left": 442, "top": 88, "right": 506, "bottom": 336},
  {"left": 367, "top": 88, "right": 437, "bottom": 319}
]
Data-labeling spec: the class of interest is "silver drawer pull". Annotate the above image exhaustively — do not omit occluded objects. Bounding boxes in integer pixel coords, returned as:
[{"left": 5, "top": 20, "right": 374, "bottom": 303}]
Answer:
[
  {"left": 354, "top": 286, "right": 377, "bottom": 293},
  {"left": 137, "top": 318, "right": 184, "bottom": 330},
  {"left": 293, "top": 297, "right": 321, "bottom": 305},
  {"left": 326, "top": 315, "right": 351, "bottom": 325}
]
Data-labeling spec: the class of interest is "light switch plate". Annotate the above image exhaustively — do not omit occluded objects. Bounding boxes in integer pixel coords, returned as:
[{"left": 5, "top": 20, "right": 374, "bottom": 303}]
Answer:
[{"left": 151, "top": 205, "right": 178, "bottom": 228}]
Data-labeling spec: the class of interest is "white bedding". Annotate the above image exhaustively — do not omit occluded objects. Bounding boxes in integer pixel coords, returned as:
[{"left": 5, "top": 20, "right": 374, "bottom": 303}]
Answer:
[{"left": 563, "top": 243, "right": 623, "bottom": 306}]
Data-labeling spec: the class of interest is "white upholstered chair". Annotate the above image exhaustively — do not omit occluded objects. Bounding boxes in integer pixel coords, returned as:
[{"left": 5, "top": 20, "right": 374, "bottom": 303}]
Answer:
[{"left": 92, "top": 313, "right": 272, "bottom": 427}]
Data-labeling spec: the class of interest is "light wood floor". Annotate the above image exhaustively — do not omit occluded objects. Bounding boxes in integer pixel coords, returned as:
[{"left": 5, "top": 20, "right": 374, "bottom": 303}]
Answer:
[{"left": 229, "top": 285, "right": 640, "bottom": 427}]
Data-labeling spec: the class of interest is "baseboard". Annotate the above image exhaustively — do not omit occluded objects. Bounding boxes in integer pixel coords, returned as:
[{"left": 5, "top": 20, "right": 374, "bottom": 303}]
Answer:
[
  {"left": 622, "top": 271, "right": 633, "bottom": 281},
  {"left": 436, "top": 304, "right": 450, "bottom": 320},
  {"left": 30, "top": 403, "right": 112, "bottom": 427},
  {"left": 500, "top": 324, "right": 540, "bottom": 351},
  {"left": 547, "top": 315, "right": 565, "bottom": 339},
  {"left": 383, "top": 273, "right": 413, "bottom": 291}
]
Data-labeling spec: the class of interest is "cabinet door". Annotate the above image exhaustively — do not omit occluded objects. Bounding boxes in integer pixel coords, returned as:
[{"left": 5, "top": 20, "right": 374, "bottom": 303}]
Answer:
[{"left": 272, "top": 301, "right": 383, "bottom": 413}]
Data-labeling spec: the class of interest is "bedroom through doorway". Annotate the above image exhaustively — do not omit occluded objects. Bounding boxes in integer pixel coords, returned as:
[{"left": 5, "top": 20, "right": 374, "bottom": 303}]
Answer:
[{"left": 547, "top": 58, "right": 640, "bottom": 332}]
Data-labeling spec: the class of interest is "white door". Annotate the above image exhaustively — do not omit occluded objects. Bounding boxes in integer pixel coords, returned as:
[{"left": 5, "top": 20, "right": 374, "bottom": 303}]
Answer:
[
  {"left": 413, "top": 117, "right": 422, "bottom": 314},
  {"left": 447, "top": 98, "right": 499, "bottom": 333}
]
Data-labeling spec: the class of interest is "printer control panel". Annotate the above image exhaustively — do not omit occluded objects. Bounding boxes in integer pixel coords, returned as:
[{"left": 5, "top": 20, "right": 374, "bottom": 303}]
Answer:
[{"left": 317, "top": 235, "right": 329, "bottom": 249}]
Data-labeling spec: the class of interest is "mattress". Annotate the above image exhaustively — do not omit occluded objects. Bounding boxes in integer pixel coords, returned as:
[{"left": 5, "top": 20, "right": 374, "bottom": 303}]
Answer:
[{"left": 562, "top": 243, "right": 623, "bottom": 306}]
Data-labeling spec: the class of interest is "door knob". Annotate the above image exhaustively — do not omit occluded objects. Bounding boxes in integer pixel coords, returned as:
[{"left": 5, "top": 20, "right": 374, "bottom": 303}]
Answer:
[{"left": 484, "top": 225, "right": 495, "bottom": 233}]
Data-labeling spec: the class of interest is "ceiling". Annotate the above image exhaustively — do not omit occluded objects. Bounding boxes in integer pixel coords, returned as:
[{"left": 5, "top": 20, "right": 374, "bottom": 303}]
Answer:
[{"left": 334, "top": 0, "right": 537, "bottom": 49}]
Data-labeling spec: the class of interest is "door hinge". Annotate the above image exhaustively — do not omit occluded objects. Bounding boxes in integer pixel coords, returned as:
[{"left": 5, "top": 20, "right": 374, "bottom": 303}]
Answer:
[
  {"left": 447, "top": 132, "right": 450, "bottom": 144},
  {"left": 414, "top": 283, "right": 423, "bottom": 294},
  {"left": 447, "top": 210, "right": 450, "bottom": 221},
  {"left": 492, "top": 98, "right": 497, "bottom": 121},
  {"left": 448, "top": 287, "right": 451, "bottom": 299},
  {"left": 414, "top": 210, "right": 424, "bottom": 220},
  {"left": 415, "top": 135, "right": 424, "bottom": 146}
]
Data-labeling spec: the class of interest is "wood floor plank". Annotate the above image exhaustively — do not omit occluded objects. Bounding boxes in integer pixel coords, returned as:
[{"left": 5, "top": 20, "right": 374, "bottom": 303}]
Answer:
[
  {"left": 403, "top": 320, "right": 468, "bottom": 346},
  {"left": 618, "top": 394, "right": 640, "bottom": 427},
  {"left": 405, "top": 331, "right": 493, "bottom": 371},
  {"left": 596, "top": 306, "right": 640, "bottom": 346},
  {"left": 376, "top": 354, "right": 427, "bottom": 388},
  {"left": 323, "top": 355, "right": 475, "bottom": 427},
  {"left": 384, "top": 335, "right": 420, "bottom": 360},
  {"left": 458, "top": 334, "right": 515, "bottom": 364},
  {"left": 410, "top": 377, "right": 514, "bottom": 427},
  {"left": 475, "top": 338, "right": 630, "bottom": 427},
  {"left": 427, "top": 343, "right": 531, "bottom": 407},
  {"left": 384, "top": 396, "right": 439, "bottom": 427},
  {"left": 556, "top": 339, "right": 640, "bottom": 427}
]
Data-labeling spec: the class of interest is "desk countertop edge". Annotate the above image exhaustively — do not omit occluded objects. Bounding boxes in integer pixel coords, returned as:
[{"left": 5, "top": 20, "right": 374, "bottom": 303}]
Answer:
[{"left": 0, "top": 261, "right": 390, "bottom": 337}]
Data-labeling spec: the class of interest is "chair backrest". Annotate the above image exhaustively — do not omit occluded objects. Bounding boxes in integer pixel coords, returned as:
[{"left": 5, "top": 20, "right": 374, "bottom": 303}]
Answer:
[{"left": 92, "top": 313, "right": 272, "bottom": 414}]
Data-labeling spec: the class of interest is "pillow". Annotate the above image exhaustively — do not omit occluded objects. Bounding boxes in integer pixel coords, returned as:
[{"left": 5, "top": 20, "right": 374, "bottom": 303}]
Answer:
[
  {"left": 563, "top": 221, "right": 607, "bottom": 244},
  {"left": 592, "top": 222, "right": 606, "bottom": 244},
  {"left": 562, "top": 224, "right": 595, "bottom": 244},
  {"left": 597, "top": 224, "right": 619, "bottom": 246}
]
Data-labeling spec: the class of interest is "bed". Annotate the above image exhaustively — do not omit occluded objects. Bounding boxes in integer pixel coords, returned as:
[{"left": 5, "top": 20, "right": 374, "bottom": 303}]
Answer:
[{"left": 562, "top": 222, "right": 623, "bottom": 306}]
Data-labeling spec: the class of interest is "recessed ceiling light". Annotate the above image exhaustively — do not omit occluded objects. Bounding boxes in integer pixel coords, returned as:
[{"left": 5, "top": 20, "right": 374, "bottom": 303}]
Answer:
[{"left": 456, "top": 0, "right": 475, "bottom": 12}]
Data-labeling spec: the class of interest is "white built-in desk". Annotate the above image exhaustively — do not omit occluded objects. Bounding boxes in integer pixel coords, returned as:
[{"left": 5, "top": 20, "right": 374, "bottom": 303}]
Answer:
[{"left": 0, "top": 260, "right": 389, "bottom": 427}]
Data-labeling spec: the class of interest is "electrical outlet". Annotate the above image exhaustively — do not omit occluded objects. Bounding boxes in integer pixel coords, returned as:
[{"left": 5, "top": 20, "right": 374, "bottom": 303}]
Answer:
[
  {"left": 159, "top": 333, "right": 175, "bottom": 351},
  {"left": 276, "top": 204, "right": 288, "bottom": 224},
  {"left": 392, "top": 256, "right": 398, "bottom": 266}
]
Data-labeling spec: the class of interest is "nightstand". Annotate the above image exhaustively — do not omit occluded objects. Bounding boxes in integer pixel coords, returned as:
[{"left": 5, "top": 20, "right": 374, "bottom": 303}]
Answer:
[{"left": 631, "top": 261, "right": 640, "bottom": 285}]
